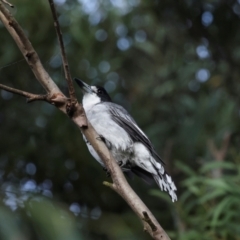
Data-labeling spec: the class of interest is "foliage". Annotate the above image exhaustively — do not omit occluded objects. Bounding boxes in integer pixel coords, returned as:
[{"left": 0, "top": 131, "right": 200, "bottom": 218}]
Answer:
[
  {"left": 1, "top": 0, "right": 240, "bottom": 239},
  {"left": 0, "top": 198, "right": 84, "bottom": 240},
  {"left": 152, "top": 159, "right": 240, "bottom": 239}
]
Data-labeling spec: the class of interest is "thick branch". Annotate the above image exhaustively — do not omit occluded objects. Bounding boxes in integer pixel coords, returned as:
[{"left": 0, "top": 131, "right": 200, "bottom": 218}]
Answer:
[
  {"left": 143, "top": 211, "right": 157, "bottom": 232},
  {"left": 0, "top": 3, "right": 60, "bottom": 94},
  {"left": 48, "top": 0, "right": 76, "bottom": 102}
]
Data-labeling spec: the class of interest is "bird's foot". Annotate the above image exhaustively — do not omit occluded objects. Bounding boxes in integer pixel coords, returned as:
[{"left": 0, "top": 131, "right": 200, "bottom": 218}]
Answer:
[
  {"left": 97, "top": 135, "right": 112, "bottom": 149},
  {"left": 103, "top": 167, "right": 111, "bottom": 177},
  {"left": 97, "top": 135, "right": 106, "bottom": 143},
  {"left": 118, "top": 161, "right": 124, "bottom": 167}
]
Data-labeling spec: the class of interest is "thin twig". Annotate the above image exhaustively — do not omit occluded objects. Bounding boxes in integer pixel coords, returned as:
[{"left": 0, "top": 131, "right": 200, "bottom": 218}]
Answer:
[
  {"left": 103, "top": 181, "right": 116, "bottom": 190},
  {"left": 1, "top": 0, "right": 14, "bottom": 8},
  {"left": 0, "top": 83, "right": 68, "bottom": 106},
  {"left": 0, "top": 83, "right": 49, "bottom": 102},
  {"left": 48, "top": 0, "right": 76, "bottom": 102}
]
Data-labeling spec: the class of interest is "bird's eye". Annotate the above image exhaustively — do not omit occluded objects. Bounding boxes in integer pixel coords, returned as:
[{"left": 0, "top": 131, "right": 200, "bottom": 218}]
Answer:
[{"left": 97, "top": 89, "right": 103, "bottom": 94}]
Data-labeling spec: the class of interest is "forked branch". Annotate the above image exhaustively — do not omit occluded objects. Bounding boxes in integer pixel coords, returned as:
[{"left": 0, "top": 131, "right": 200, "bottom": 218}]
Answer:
[{"left": 208, "top": 131, "right": 231, "bottom": 178}]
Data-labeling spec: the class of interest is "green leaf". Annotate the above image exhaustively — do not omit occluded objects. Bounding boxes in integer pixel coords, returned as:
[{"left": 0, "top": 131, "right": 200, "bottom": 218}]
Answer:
[
  {"left": 149, "top": 189, "right": 173, "bottom": 203},
  {"left": 25, "top": 198, "right": 83, "bottom": 240},
  {"left": 175, "top": 161, "right": 196, "bottom": 176},
  {"left": 198, "top": 189, "right": 226, "bottom": 204},
  {"left": 210, "top": 197, "right": 233, "bottom": 227},
  {"left": 200, "top": 161, "right": 236, "bottom": 173}
]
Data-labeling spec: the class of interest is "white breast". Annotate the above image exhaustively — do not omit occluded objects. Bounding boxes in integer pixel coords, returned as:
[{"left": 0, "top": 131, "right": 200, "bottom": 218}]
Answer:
[
  {"left": 82, "top": 93, "right": 101, "bottom": 111},
  {"left": 84, "top": 103, "right": 133, "bottom": 151}
]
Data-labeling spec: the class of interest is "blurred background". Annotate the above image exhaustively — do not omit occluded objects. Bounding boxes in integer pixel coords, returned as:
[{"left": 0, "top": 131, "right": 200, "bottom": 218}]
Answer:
[{"left": 0, "top": 0, "right": 240, "bottom": 239}]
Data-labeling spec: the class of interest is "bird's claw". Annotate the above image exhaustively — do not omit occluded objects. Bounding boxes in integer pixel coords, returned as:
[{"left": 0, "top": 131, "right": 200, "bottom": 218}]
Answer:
[
  {"left": 103, "top": 167, "right": 111, "bottom": 177},
  {"left": 118, "top": 161, "right": 124, "bottom": 167},
  {"left": 97, "top": 135, "right": 106, "bottom": 143}
]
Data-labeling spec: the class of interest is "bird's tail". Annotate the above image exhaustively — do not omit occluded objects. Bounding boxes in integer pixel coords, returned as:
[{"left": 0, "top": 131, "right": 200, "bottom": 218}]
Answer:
[
  {"left": 153, "top": 172, "right": 177, "bottom": 202},
  {"left": 132, "top": 158, "right": 177, "bottom": 202}
]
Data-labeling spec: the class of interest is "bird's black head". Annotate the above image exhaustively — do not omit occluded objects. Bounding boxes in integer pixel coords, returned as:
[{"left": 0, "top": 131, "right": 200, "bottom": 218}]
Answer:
[
  {"left": 75, "top": 78, "right": 112, "bottom": 103},
  {"left": 94, "top": 85, "right": 112, "bottom": 102}
]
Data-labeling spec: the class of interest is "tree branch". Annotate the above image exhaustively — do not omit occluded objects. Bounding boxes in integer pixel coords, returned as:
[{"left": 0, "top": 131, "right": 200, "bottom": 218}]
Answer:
[
  {"left": 0, "top": 83, "right": 68, "bottom": 105},
  {"left": 0, "top": 83, "right": 49, "bottom": 102},
  {"left": 0, "top": 2, "right": 171, "bottom": 239},
  {"left": 48, "top": 0, "right": 76, "bottom": 102},
  {"left": 143, "top": 211, "right": 157, "bottom": 232},
  {"left": 2, "top": 0, "right": 13, "bottom": 8}
]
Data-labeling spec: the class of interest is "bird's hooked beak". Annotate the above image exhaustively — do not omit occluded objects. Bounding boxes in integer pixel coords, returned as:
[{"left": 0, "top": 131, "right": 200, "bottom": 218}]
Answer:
[{"left": 74, "top": 78, "right": 93, "bottom": 94}]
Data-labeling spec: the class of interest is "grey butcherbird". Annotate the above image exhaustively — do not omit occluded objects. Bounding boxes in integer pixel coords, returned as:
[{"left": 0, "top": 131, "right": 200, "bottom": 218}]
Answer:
[{"left": 75, "top": 78, "right": 177, "bottom": 202}]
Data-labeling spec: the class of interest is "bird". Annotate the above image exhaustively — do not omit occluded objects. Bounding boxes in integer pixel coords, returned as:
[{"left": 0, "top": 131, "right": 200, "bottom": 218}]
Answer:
[{"left": 75, "top": 78, "right": 177, "bottom": 202}]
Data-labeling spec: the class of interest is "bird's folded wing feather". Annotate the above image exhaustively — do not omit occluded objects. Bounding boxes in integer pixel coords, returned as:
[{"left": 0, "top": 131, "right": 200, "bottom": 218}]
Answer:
[{"left": 106, "top": 103, "right": 165, "bottom": 165}]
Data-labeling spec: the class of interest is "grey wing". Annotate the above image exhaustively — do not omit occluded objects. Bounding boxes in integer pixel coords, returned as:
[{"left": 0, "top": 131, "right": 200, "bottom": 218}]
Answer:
[{"left": 106, "top": 103, "right": 165, "bottom": 165}]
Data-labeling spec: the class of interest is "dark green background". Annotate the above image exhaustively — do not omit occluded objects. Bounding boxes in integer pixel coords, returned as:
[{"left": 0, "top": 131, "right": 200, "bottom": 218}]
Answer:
[{"left": 0, "top": 0, "right": 240, "bottom": 239}]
